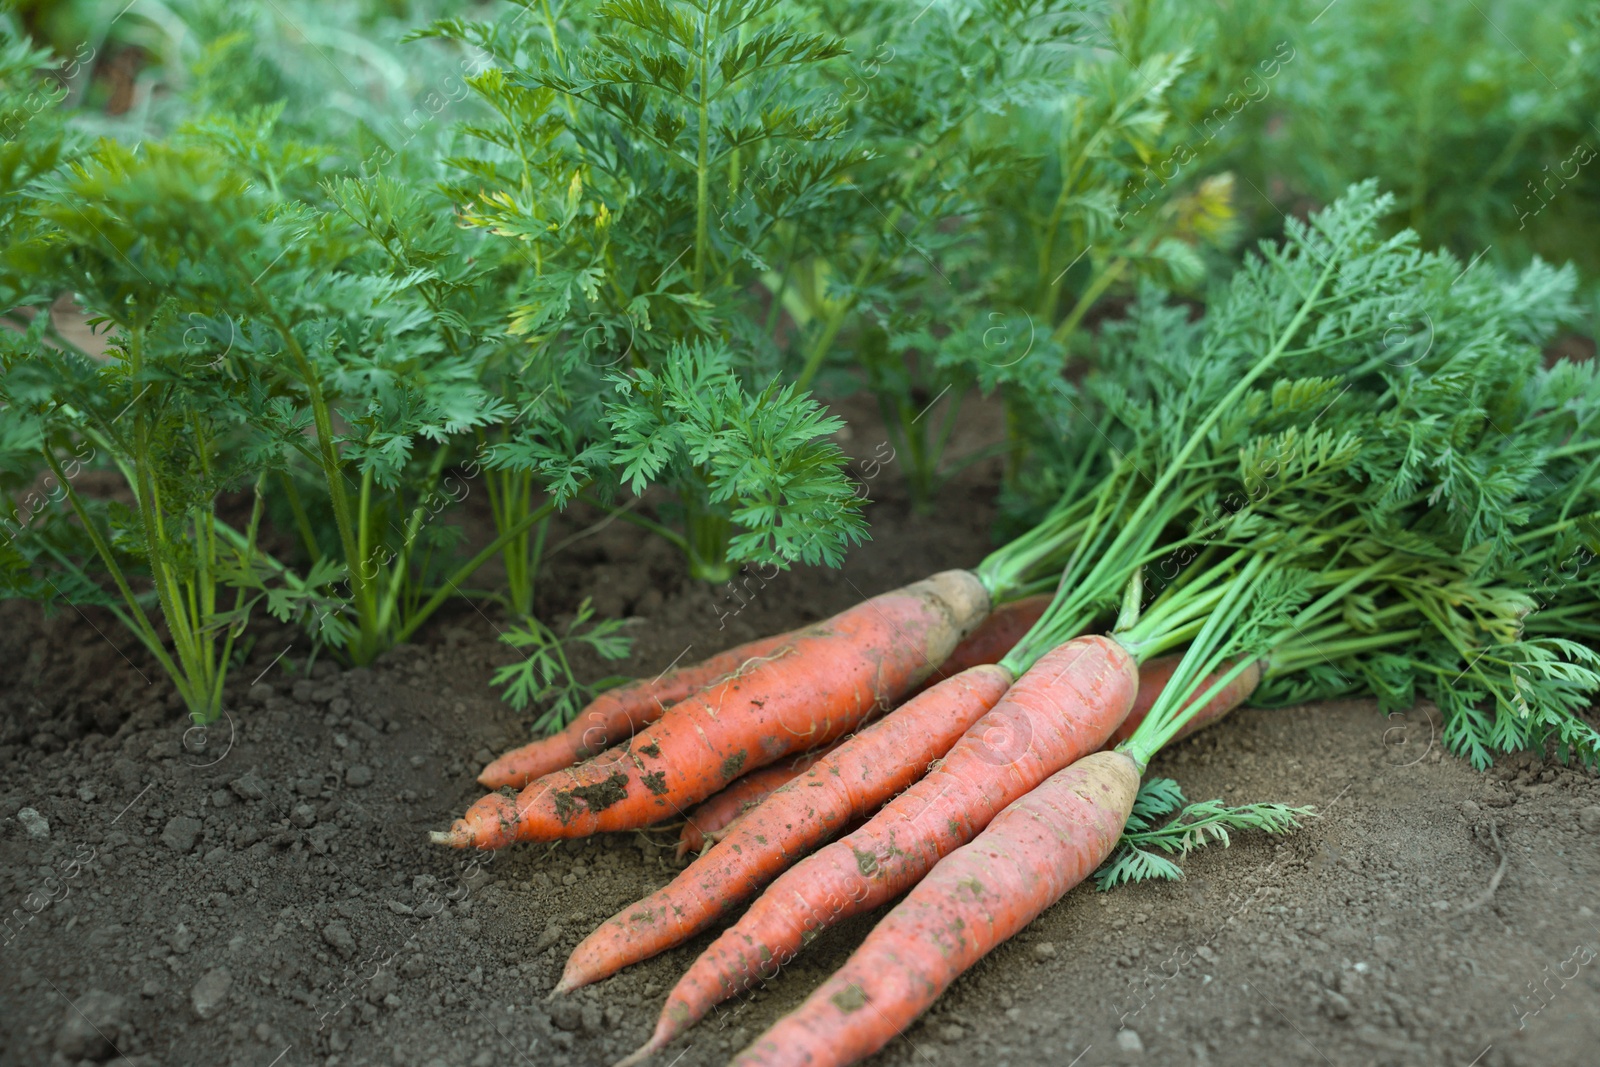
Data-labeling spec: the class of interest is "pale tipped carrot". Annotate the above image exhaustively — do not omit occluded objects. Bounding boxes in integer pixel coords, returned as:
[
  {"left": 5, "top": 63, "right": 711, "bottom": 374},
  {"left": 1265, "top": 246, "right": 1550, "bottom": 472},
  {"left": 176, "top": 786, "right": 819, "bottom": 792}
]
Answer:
[
  {"left": 478, "top": 631, "right": 796, "bottom": 789},
  {"left": 432, "top": 571, "right": 991, "bottom": 849},
  {"left": 675, "top": 743, "right": 841, "bottom": 861},
  {"left": 560, "top": 666, "right": 1015, "bottom": 999},
  {"left": 626, "top": 636, "right": 1137, "bottom": 1060},
  {"left": 729, "top": 751, "right": 1141, "bottom": 1067}
]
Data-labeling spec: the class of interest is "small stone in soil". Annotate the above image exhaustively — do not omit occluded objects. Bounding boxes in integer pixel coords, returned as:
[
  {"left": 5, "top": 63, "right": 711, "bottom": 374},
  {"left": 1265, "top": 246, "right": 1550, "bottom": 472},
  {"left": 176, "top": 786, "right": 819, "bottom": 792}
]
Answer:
[
  {"left": 230, "top": 772, "right": 267, "bottom": 801},
  {"left": 170, "top": 923, "right": 195, "bottom": 953},
  {"left": 1579, "top": 805, "right": 1600, "bottom": 833},
  {"left": 549, "top": 999, "right": 583, "bottom": 1031},
  {"left": 55, "top": 988, "right": 124, "bottom": 1059},
  {"left": 210, "top": 788, "right": 234, "bottom": 808},
  {"left": 1117, "top": 1029, "right": 1145, "bottom": 1053},
  {"left": 17, "top": 807, "right": 49, "bottom": 838},
  {"left": 160, "top": 816, "right": 202, "bottom": 852},
  {"left": 322, "top": 920, "right": 357, "bottom": 958},
  {"left": 291, "top": 804, "right": 317, "bottom": 829},
  {"left": 191, "top": 968, "right": 233, "bottom": 1019},
  {"left": 940, "top": 1023, "right": 965, "bottom": 1043},
  {"left": 345, "top": 765, "right": 373, "bottom": 787},
  {"left": 1033, "top": 941, "right": 1057, "bottom": 959}
]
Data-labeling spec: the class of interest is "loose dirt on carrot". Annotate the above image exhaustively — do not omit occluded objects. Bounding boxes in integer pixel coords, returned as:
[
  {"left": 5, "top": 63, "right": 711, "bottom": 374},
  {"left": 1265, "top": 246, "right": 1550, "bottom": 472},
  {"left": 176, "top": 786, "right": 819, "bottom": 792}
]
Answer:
[{"left": 2, "top": 404, "right": 1598, "bottom": 1067}]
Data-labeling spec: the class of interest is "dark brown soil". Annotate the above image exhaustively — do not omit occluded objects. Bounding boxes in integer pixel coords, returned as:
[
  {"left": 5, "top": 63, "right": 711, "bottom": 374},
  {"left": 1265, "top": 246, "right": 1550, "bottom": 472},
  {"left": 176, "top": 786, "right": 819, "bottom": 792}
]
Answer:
[{"left": 3, "top": 397, "right": 1599, "bottom": 1067}]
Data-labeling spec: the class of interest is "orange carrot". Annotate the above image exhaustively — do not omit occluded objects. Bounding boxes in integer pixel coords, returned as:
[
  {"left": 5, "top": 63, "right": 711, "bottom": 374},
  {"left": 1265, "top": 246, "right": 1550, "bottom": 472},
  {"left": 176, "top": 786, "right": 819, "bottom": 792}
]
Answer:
[
  {"left": 668, "top": 601, "right": 1053, "bottom": 861},
  {"left": 566, "top": 650, "right": 1227, "bottom": 1001},
  {"left": 478, "top": 631, "right": 796, "bottom": 789},
  {"left": 484, "top": 594, "right": 1052, "bottom": 791},
  {"left": 725, "top": 659, "right": 1267, "bottom": 1067},
  {"left": 729, "top": 750, "right": 1141, "bottom": 1067},
  {"left": 675, "top": 743, "right": 841, "bottom": 861},
  {"left": 432, "top": 571, "right": 991, "bottom": 849},
  {"left": 624, "top": 636, "right": 1137, "bottom": 1061},
  {"left": 559, "top": 667, "right": 1015, "bottom": 999}
]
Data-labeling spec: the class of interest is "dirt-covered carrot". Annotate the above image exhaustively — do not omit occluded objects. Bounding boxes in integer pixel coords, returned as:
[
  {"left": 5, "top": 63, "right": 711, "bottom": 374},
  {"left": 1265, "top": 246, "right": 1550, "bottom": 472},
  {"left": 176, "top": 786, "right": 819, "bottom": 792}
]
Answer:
[
  {"left": 433, "top": 571, "right": 991, "bottom": 849},
  {"left": 560, "top": 666, "right": 1015, "bottom": 999},
  {"left": 730, "top": 750, "right": 1139, "bottom": 1067},
  {"left": 722, "top": 546, "right": 1356, "bottom": 1067},
  {"left": 718, "top": 659, "right": 1260, "bottom": 1067},
  {"left": 670, "top": 600, "right": 1053, "bottom": 860},
  {"left": 675, "top": 743, "right": 841, "bottom": 861},
  {"left": 568, "top": 650, "right": 1212, "bottom": 1000},
  {"left": 479, "top": 631, "right": 798, "bottom": 789},
  {"left": 488, "top": 594, "right": 1053, "bottom": 792},
  {"left": 624, "top": 636, "right": 1137, "bottom": 1060}
]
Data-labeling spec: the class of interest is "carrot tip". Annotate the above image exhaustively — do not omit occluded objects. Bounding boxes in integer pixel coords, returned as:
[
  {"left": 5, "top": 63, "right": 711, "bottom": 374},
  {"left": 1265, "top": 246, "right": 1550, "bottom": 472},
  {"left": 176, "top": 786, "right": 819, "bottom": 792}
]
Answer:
[
  {"left": 428, "top": 826, "right": 469, "bottom": 848},
  {"left": 612, "top": 1039, "right": 663, "bottom": 1067}
]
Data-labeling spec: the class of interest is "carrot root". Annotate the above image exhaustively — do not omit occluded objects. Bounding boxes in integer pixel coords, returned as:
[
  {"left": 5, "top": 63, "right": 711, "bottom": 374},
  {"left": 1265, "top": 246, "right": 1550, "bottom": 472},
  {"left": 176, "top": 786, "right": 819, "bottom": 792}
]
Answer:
[
  {"left": 558, "top": 666, "right": 1016, "bottom": 996},
  {"left": 729, "top": 750, "right": 1141, "bottom": 1067},
  {"left": 482, "top": 587, "right": 1045, "bottom": 794},
  {"left": 644, "top": 635, "right": 1138, "bottom": 1050},
  {"left": 478, "top": 630, "right": 796, "bottom": 789},
  {"left": 439, "top": 571, "right": 990, "bottom": 849}
]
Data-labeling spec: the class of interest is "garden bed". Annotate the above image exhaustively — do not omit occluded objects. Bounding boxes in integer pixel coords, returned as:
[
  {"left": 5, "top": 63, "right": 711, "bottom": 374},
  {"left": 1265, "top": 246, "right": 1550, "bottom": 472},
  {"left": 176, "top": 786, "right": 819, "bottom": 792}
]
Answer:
[{"left": 3, "top": 401, "right": 1598, "bottom": 1067}]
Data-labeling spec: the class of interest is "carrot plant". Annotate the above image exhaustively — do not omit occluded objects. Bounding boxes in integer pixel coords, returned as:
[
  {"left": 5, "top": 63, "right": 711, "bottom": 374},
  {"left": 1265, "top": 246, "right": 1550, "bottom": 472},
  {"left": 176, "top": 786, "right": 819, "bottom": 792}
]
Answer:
[
  {"left": 778, "top": 0, "right": 1099, "bottom": 509},
  {"left": 774, "top": 1, "right": 1251, "bottom": 511},
  {"left": 419, "top": 0, "right": 873, "bottom": 582},
  {"left": 0, "top": 73, "right": 270, "bottom": 722},
  {"left": 0, "top": 14, "right": 575, "bottom": 680},
  {"left": 711, "top": 192, "right": 1600, "bottom": 1066}
]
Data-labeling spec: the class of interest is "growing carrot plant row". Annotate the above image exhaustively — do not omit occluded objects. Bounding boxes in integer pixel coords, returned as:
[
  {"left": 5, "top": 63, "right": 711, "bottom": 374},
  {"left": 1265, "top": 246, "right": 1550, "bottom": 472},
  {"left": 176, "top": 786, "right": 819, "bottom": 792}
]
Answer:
[{"left": 0, "top": 0, "right": 1241, "bottom": 718}]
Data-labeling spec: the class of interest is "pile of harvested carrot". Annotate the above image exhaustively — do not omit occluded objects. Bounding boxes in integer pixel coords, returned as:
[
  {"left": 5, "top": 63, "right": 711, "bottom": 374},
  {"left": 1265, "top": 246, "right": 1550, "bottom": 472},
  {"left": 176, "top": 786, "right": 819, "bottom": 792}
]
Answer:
[{"left": 434, "top": 189, "right": 1600, "bottom": 1067}]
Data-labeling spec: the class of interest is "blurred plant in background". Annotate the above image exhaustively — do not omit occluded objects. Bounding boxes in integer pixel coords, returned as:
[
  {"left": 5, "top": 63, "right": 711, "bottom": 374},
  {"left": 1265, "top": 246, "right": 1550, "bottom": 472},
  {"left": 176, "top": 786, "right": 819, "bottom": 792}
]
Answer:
[{"left": 1211, "top": 0, "right": 1600, "bottom": 272}]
